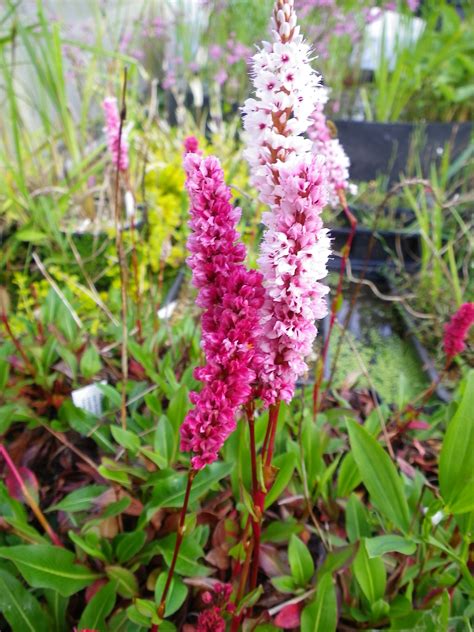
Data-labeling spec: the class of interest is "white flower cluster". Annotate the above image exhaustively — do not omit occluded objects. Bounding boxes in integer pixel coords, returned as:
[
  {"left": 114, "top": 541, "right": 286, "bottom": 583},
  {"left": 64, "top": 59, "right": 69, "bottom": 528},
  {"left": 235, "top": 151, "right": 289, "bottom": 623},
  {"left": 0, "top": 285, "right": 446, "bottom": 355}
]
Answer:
[{"left": 242, "top": 0, "right": 326, "bottom": 206}]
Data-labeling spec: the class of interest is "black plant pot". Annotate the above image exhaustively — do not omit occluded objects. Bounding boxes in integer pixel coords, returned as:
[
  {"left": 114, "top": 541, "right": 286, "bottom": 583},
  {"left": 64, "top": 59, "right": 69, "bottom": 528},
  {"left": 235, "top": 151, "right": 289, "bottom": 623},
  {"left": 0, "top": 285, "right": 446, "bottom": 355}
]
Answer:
[
  {"left": 334, "top": 120, "right": 472, "bottom": 184},
  {"left": 329, "top": 208, "right": 421, "bottom": 276}
]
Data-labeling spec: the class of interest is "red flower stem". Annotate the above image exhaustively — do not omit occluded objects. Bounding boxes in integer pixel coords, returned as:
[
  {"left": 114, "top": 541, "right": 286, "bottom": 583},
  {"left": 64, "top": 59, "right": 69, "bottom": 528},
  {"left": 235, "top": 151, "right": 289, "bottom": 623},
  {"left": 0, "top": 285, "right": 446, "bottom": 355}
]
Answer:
[
  {"left": 0, "top": 313, "right": 36, "bottom": 376},
  {"left": 264, "top": 401, "right": 281, "bottom": 467},
  {"left": 230, "top": 401, "right": 281, "bottom": 627},
  {"left": 129, "top": 204, "right": 143, "bottom": 343},
  {"left": 251, "top": 401, "right": 281, "bottom": 591},
  {"left": 247, "top": 402, "right": 258, "bottom": 497},
  {"left": 312, "top": 188, "right": 356, "bottom": 416},
  {"left": 114, "top": 69, "right": 130, "bottom": 432},
  {"left": 395, "top": 358, "right": 450, "bottom": 429},
  {"left": 153, "top": 468, "right": 196, "bottom": 631},
  {"left": 30, "top": 284, "right": 45, "bottom": 344},
  {"left": 230, "top": 534, "right": 254, "bottom": 632},
  {"left": 0, "top": 445, "right": 62, "bottom": 547}
]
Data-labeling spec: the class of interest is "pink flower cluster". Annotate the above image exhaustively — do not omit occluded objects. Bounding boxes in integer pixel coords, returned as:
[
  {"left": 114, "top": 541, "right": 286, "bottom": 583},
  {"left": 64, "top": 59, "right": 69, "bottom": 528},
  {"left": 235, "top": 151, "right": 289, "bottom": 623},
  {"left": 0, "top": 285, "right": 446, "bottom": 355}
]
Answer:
[
  {"left": 243, "top": 0, "right": 330, "bottom": 405},
  {"left": 443, "top": 303, "right": 474, "bottom": 360},
  {"left": 308, "top": 101, "right": 354, "bottom": 207},
  {"left": 102, "top": 97, "right": 129, "bottom": 172},
  {"left": 197, "top": 582, "right": 233, "bottom": 632},
  {"left": 196, "top": 607, "right": 225, "bottom": 632},
  {"left": 179, "top": 142, "right": 264, "bottom": 469},
  {"left": 258, "top": 157, "right": 330, "bottom": 404}
]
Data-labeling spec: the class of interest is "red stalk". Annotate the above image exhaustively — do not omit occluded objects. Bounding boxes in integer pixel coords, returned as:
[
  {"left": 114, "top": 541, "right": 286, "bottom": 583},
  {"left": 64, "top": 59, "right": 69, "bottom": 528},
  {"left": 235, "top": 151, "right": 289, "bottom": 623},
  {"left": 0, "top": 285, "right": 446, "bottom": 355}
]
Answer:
[
  {"left": 312, "top": 188, "right": 356, "bottom": 416},
  {"left": 114, "top": 70, "right": 130, "bottom": 432},
  {"left": 247, "top": 402, "right": 258, "bottom": 497},
  {"left": 128, "top": 198, "right": 143, "bottom": 343},
  {"left": 230, "top": 401, "right": 281, "bottom": 629},
  {"left": 152, "top": 468, "right": 196, "bottom": 631},
  {"left": 251, "top": 401, "right": 281, "bottom": 595},
  {"left": 0, "top": 313, "right": 36, "bottom": 376},
  {"left": 0, "top": 445, "right": 62, "bottom": 547}
]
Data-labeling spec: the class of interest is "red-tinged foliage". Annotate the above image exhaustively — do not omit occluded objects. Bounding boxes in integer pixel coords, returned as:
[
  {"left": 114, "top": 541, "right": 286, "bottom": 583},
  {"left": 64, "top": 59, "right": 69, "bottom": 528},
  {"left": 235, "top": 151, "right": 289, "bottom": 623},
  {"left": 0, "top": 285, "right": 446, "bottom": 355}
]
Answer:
[
  {"left": 85, "top": 579, "right": 108, "bottom": 603},
  {"left": 4, "top": 465, "right": 39, "bottom": 504},
  {"left": 407, "top": 420, "right": 430, "bottom": 430},
  {"left": 274, "top": 603, "right": 301, "bottom": 629}
]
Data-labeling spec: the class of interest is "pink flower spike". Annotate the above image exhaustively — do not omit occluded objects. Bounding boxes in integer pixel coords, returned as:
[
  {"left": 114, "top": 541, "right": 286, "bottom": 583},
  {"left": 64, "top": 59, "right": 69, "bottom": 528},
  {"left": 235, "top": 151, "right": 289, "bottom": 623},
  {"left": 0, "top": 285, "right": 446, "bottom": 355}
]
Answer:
[
  {"left": 180, "top": 152, "right": 264, "bottom": 469},
  {"left": 443, "top": 302, "right": 474, "bottom": 360},
  {"left": 242, "top": 0, "right": 331, "bottom": 406},
  {"left": 102, "top": 97, "right": 129, "bottom": 172}
]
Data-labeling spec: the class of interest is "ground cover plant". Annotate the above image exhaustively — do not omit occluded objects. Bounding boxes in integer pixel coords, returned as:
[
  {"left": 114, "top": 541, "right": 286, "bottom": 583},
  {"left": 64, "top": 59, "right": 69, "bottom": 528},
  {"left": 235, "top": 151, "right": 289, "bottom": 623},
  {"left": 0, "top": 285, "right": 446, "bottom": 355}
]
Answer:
[{"left": 0, "top": 1, "right": 473, "bottom": 632}]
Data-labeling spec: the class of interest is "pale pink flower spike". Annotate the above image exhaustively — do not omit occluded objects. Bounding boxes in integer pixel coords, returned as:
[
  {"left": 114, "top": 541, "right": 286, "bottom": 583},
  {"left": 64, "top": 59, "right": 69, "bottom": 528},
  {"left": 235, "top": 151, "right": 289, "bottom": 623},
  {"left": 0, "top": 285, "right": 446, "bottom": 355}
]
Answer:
[{"left": 242, "top": 0, "right": 331, "bottom": 406}]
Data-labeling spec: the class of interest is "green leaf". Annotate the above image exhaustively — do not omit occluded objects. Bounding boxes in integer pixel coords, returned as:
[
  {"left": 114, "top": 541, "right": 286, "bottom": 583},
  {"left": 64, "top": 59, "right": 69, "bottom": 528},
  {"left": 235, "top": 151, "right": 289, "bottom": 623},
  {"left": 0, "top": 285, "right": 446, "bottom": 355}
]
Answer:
[
  {"left": 4, "top": 518, "right": 48, "bottom": 544},
  {"left": 346, "top": 493, "right": 371, "bottom": 543},
  {"left": 301, "top": 416, "right": 324, "bottom": 488},
  {"left": 111, "top": 425, "right": 141, "bottom": 455},
  {"left": 44, "top": 590, "right": 68, "bottom": 632},
  {"left": 365, "top": 535, "right": 416, "bottom": 558},
  {"left": 271, "top": 575, "right": 296, "bottom": 593},
  {"left": 0, "top": 545, "right": 100, "bottom": 597},
  {"left": 106, "top": 565, "right": 139, "bottom": 598},
  {"left": 347, "top": 420, "right": 410, "bottom": 533},
  {"left": 0, "top": 568, "right": 50, "bottom": 632},
  {"left": 265, "top": 452, "right": 296, "bottom": 508},
  {"left": 157, "top": 534, "right": 210, "bottom": 577},
  {"left": 46, "top": 485, "right": 108, "bottom": 513},
  {"left": 79, "top": 345, "right": 102, "bottom": 378},
  {"left": 97, "top": 464, "right": 131, "bottom": 488},
  {"left": 0, "top": 403, "right": 17, "bottom": 435},
  {"left": 78, "top": 581, "right": 116, "bottom": 630},
  {"left": 146, "top": 462, "right": 232, "bottom": 515},
  {"left": 316, "top": 545, "right": 355, "bottom": 579},
  {"left": 288, "top": 534, "right": 314, "bottom": 587},
  {"left": 262, "top": 519, "right": 302, "bottom": 543},
  {"left": 128, "top": 598, "right": 158, "bottom": 625},
  {"left": 439, "top": 370, "right": 474, "bottom": 514},
  {"left": 166, "top": 385, "right": 190, "bottom": 434},
  {"left": 236, "top": 586, "right": 264, "bottom": 615},
  {"left": 337, "top": 453, "right": 362, "bottom": 497},
  {"left": 60, "top": 401, "right": 114, "bottom": 453},
  {"left": 153, "top": 415, "right": 176, "bottom": 467},
  {"left": 353, "top": 540, "right": 386, "bottom": 604},
  {"left": 301, "top": 573, "right": 337, "bottom": 632},
  {"left": 115, "top": 530, "right": 147, "bottom": 564},
  {"left": 154, "top": 572, "right": 188, "bottom": 616},
  {"left": 15, "top": 227, "right": 48, "bottom": 243},
  {"left": 97, "top": 383, "right": 122, "bottom": 408},
  {"left": 69, "top": 531, "right": 107, "bottom": 562}
]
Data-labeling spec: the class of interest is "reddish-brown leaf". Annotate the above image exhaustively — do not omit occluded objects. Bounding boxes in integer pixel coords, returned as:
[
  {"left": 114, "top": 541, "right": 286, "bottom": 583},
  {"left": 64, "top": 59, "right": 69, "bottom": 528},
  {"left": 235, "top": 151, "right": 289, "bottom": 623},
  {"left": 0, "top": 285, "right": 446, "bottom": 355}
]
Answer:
[
  {"left": 274, "top": 603, "right": 301, "bottom": 629},
  {"left": 5, "top": 466, "right": 39, "bottom": 504}
]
